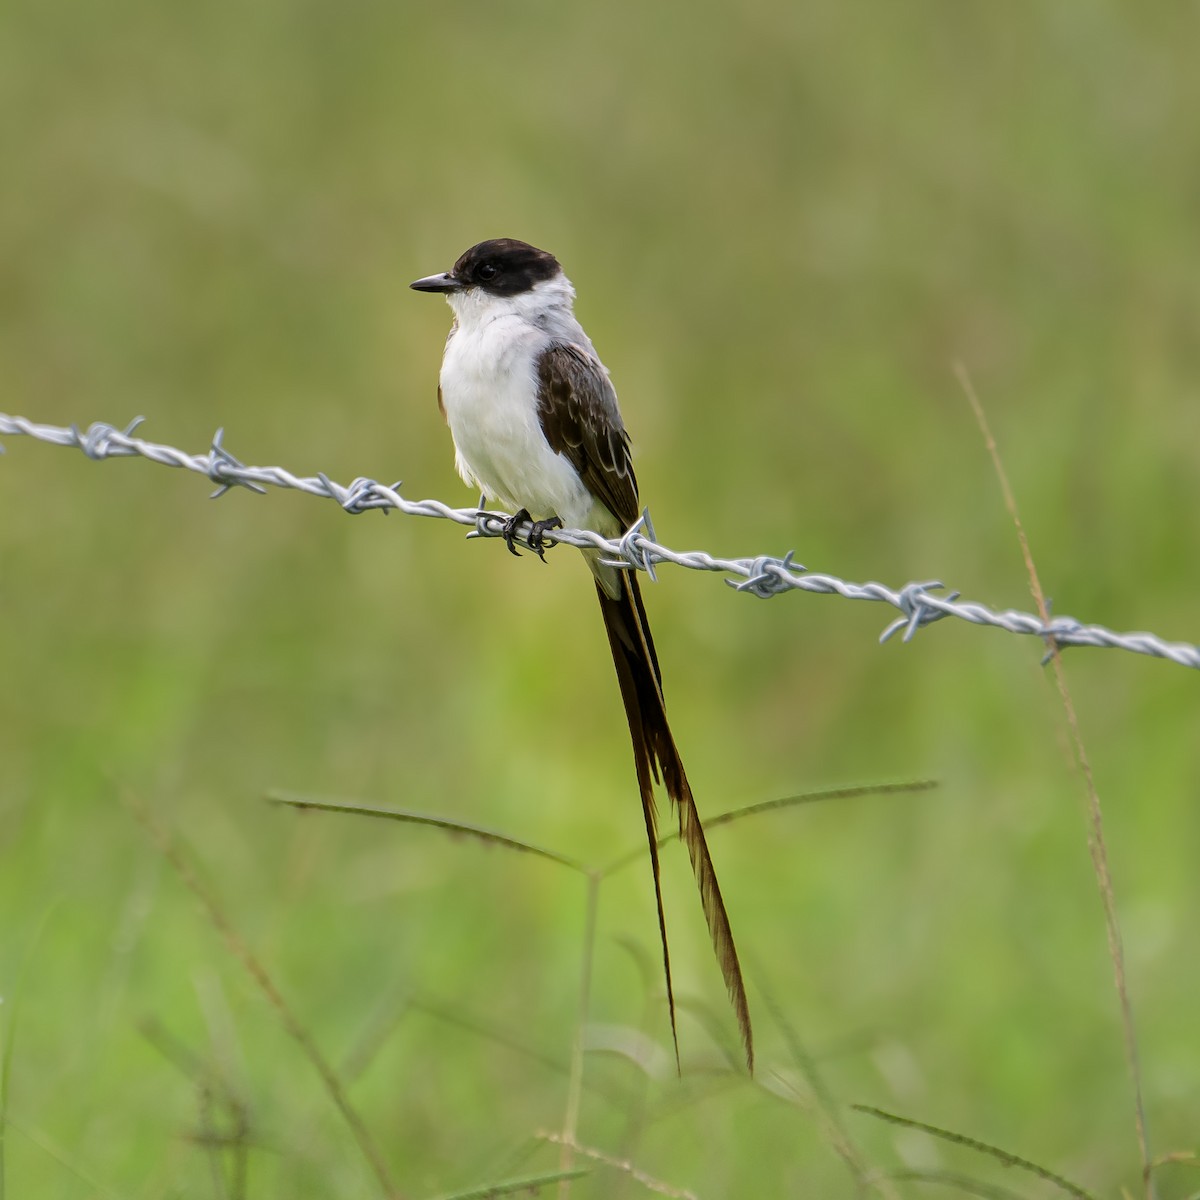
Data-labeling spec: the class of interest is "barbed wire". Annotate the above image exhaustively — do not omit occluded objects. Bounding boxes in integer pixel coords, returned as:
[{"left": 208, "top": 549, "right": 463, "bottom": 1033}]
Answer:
[{"left": 2, "top": 411, "right": 1197, "bottom": 672}]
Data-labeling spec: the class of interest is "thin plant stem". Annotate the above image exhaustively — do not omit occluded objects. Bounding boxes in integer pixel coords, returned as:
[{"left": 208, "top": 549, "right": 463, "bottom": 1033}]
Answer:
[
  {"left": 957, "top": 363, "right": 1152, "bottom": 1196},
  {"left": 853, "top": 1104, "right": 1096, "bottom": 1200},
  {"left": 559, "top": 871, "right": 601, "bottom": 1200},
  {"left": 123, "top": 789, "right": 404, "bottom": 1199}
]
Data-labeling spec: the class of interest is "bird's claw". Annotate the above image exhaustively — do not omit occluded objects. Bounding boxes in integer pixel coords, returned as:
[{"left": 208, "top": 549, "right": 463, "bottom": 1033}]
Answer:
[
  {"left": 498, "top": 510, "right": 562, "bottom": 561},
  {"left": 500, "top": 508, "right": 531, "bottom": 557},
  {"left": 527, "top": 516, "right": 562, "bottom": 562}
]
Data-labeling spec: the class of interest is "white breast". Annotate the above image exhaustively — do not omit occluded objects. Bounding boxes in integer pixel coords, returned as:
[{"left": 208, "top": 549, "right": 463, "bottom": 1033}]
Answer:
[{"left": 438, "top": 287, "right": 598, "bottom": 530}]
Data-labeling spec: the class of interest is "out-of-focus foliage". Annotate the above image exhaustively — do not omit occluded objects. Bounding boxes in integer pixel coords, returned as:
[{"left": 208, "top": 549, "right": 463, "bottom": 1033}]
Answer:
[{"left": 1, "top": 1, "right": 1197, "bottom": 1196}]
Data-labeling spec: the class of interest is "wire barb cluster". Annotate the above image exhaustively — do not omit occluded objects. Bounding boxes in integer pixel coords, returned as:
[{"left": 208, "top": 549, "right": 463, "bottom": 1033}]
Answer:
[{"left": 3, "top": 411, "right": 1198, "bottom": 672}]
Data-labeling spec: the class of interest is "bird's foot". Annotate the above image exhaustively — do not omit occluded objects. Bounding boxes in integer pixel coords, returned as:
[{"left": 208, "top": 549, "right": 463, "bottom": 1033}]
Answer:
[
  {"left": 527, "top": 516, "right": 562, "bottom": 562},
  {"left": 499, "top": 509, "right": 562, "bottom": 560},
  {"left": 500, "top": 508, "right": 531, "bottom": 557}
]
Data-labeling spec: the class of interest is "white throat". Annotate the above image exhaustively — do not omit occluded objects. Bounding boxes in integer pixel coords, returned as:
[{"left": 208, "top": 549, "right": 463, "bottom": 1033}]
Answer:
[{"left": 445, "top": 273, "right": 584, "bottom": 342}]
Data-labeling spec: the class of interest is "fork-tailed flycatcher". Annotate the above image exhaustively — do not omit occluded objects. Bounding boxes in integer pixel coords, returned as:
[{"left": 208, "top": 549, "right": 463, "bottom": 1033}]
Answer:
[{"left": 411, "top": 238, "right": 753, "bottom": 1073}]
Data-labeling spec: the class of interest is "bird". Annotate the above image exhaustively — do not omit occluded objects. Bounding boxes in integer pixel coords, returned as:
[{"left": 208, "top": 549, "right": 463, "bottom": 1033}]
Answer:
[{"left": 411, "top": 238, "right": 753, "bottom": 1073}]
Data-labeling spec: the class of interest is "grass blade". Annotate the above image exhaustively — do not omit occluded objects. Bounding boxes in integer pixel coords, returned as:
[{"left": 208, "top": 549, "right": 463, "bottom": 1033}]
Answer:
[
  {"left": 124, "top": 788, "right": 403, "bottom": 1198},
  {"left": 958, "top": 364, "right": 1151, "bottom": 1194},
  {"left": 268, "top": 793, "right": 586, "bottom": 873},
  {"left": 602, "top": 780, "right": 936, "bottom": 876},
  {"left": 426, "top": 1168, "right": 589, "bottom": 1199},
  {"left": 853, "top": 1104, "right": 1096, "bottom": 1200}
]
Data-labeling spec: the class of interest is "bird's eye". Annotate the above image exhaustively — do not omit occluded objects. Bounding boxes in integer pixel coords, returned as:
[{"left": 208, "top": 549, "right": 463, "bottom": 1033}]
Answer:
[{"left": 476, "top": 262, "right": 498, "bottom": 281}]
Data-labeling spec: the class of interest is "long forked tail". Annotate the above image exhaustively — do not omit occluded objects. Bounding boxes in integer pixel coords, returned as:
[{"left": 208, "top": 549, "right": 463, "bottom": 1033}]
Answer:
[{"left": 594, "top": 571, "right": 754, "bottom": 1074}]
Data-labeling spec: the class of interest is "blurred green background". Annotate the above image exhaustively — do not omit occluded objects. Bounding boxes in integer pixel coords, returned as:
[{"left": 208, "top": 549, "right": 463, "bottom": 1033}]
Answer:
[{"left": 1, "top": 1, "right": 1197, "bottom": 1196}]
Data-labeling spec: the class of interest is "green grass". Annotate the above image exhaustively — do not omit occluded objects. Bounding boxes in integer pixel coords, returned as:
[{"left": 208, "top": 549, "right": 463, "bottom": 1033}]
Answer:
[{"left": 2, "top": 0, "right": 1198, "bottom": 1195}]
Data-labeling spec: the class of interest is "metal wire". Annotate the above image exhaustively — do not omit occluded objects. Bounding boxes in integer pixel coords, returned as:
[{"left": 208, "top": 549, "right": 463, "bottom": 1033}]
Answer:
[{"left": 2, "top": 411, "right": 1197, "bottom": 671}]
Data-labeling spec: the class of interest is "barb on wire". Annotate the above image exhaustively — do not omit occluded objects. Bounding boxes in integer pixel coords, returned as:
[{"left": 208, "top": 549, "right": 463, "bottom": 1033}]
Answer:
[{"left": 2, "top": 411, "right": 1198, "bottom": 672}]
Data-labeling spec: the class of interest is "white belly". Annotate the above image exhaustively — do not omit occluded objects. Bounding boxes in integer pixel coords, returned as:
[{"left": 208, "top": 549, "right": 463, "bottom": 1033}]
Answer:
[{"left": 439, "top": 318, "right": 596, "bottom": 529}]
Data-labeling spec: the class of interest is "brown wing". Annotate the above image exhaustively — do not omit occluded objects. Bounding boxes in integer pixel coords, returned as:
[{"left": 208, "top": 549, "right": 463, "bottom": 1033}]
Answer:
[{"left": 536, "top": 342, "right": 639, "bottom": 530}]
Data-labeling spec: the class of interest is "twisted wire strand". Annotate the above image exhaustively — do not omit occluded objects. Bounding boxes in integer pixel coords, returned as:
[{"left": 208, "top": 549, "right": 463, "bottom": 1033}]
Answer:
[{"left": 2, "top": 412, "right": 1197, "bottom": 671}]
